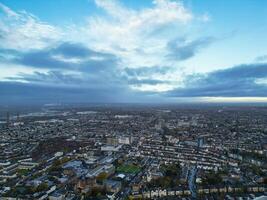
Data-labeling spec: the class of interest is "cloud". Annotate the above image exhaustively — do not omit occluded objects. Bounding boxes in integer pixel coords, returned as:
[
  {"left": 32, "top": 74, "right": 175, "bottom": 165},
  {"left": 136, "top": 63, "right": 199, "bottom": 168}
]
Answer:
[
  {"left": 123, "top": 66, "right": 182, "bottom": 92},
  {"left": 1, "top": 41, "right": 124, "bottom": 94},
  {"left": 167, "top": 36, "right": 215, "bottom": 61},
  {"left": 95, "top": 0, "right": 193, "bottom": 24},
  {"left": 9, "top": 62, "right": 267, "bottom": 98},
  {"left": 78, "top": 0, "right": 199, "bottom": 70},
  {"left": 168, "top": 63, "right": 267, "bottom": 97},
  {"left": 124, "top": 66, "right": 173, "bottom": 77},
  {"left": 6, "top": 71, "right": 83, "bottom": 86},
  {"left": 1, "top": 42, "right": 119, "bottom": 72},
  {"left": 0, "top": 3, "right": 19, "bottom": 18},
  {"left": 127, "top": 78, "right": 169, "bottom": 85},
  {"left": 0, "top": 3, "right": 61, "bottom": 51},
  {"left": 0, "top": 80, "right": 164, "bottom": 105},
  {"left": 5, "top": 68, "right": 122, "bottom": 89},
  {"left": 0, "top": 81, "right": 127, "bottom": 105},
  {"left": 198, "top": 13, "right": 211, "bottom": 22},
  {"left": 14, "top": 50, "right": 72, "bottom": 69},
  {"left": 54, "top": 42, "right": 116, "bottom": 60},
  {"left": 0, "top": 1, "right": 220, "bottom": 103},
  {"left": 255, "top": 55, "right": 267, "bottom": 62}
]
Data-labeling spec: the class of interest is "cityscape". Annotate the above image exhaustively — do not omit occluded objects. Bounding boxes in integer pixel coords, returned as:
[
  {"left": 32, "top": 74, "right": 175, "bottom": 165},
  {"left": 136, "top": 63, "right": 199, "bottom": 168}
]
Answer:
[
  {"left": 0, "top": 104, "right": 266, "bottom": 199},
  {"left": 0, "top": 0, "right": 267, "bottom": 199}
]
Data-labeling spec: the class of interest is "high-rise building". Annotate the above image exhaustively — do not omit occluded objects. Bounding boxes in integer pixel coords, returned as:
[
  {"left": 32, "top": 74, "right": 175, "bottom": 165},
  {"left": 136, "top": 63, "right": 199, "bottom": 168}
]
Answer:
[{"left": 197, "top": 137, "right": 204, "bottom": 148}]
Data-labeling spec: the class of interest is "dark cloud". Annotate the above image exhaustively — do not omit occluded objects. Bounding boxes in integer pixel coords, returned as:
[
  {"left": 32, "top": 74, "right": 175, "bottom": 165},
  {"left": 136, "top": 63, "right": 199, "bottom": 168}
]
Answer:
[
  {"left": 54, "top": 42, "right": 116, "bottom": 60},
  {"left": 0, "top": 42, "right": 136, "bottom": 105},
  {"left": 1, "top": 42, "right": 118, "bottom": 72},
  {"left": 167, "top": 36, "right": 215, "bottom": 61},
  {"left": 2, "top": 38, "right": 267, "bottom": 103},
  {"left": 0, "top": 79, "right": 123, "bottom": 104},
  {"left": 124, "top": 66, "right": 173, "bottom": 77},
  {"left": 123, "top": 66, "right": 173, "bottom": 86},
  {"left": 54, "top": 43, "right": 97, "bottom": 58},
  {"left": 2, "top": 62, "right": 267, "bottom": 104},
  {"left": 127, "top": 78, "right": 168, "bottom": 85},
  {"left": 0, "top": 48, "right": 18, "bottom": 54},
  {"left": 0, "top": 81, "right": 117, "bottom": 105},
  {"left": 0, "top": 80, "right": 159, "bottom": 105},
  {"left": 168, "top": 63, "right": 267, "bottom": 97},
  {"left": 6, "top": 68, "right": 124, "bottom": 90},
  {"left": 6, "top": 71, "right": 82, "bottom": 86},
  {"left": 255, "top": 55, "right": 267, "bottom": 62},
  {"left": 14, "top": 50, "right": 71, "bottom": 69}
]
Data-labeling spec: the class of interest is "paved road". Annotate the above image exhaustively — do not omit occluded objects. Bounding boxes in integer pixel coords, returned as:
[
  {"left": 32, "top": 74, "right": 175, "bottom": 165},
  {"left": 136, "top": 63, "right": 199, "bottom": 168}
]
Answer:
[{"left": 188, "top": 165, "right": 197, "bottom": 199}]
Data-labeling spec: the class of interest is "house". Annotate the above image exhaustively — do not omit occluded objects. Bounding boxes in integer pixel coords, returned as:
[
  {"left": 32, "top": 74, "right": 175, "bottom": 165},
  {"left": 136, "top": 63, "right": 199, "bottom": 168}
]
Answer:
[
  {"left": 49, "top": 191, "right": 65, "bottom": 200},
  {"left": 86, "top": 164, "right": 115, "bottom": 178},
  {"left": 104, "top": 180, "right": 121, "bottom": 193}
]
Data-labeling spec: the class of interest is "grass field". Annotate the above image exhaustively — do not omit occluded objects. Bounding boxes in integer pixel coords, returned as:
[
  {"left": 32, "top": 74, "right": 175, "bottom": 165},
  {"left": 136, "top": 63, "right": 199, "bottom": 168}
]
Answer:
[
  {"left": 116, "top": 164, "right": 141, "bottom": 174},
  {"left": 16, "top": 169, "right": 30, "bottom": 176}
]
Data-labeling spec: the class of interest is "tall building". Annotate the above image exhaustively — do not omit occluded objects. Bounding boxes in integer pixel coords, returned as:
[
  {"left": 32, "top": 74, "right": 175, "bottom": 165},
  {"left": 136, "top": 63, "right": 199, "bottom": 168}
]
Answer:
[{"left": 197, "top": 137, "right": 204, "bottom": 148}]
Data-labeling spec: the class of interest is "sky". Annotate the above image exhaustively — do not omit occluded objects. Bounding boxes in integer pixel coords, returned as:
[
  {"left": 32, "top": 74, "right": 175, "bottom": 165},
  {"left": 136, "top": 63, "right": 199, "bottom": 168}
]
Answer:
[{"left": 0, "top": 0, "right": 267, "bottom": 105}]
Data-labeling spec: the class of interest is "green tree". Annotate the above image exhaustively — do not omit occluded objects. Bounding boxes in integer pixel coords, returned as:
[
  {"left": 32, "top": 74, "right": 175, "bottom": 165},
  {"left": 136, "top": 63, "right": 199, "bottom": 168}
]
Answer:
[
  {"left": 96, "top": 172, "right": 108, "bottom": 182},
  {"left": 202, "top": 172, "right": 222, "bottom": 185},
  {"left": 35, "top": 183, "right": 49, "bottom": 192}
]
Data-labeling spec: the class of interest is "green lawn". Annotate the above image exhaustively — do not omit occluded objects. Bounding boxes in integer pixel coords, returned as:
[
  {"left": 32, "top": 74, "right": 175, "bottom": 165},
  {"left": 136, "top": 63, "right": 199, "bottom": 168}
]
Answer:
[
  {"left": 116, "top": 164, "right": 141, "bottom": 174},
  {"left": 17, "top": 169, "right": 30, "bottom": 176}
]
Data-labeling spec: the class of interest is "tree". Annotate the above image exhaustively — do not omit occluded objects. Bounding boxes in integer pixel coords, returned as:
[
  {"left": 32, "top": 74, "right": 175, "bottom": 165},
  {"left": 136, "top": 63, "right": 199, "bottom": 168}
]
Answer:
[
  {"left": 161, "top": 163, "right": 181, "bottom": 178},
  {"left": 96, "top": 172, "right": 108, "bottom": 182},
  {"left": 202, "top": 172, "right": 222, "bottom": 185},
  {"left": 35, "top": 183, "right": 49, "bottom": 192},
  {"left": 89, "top": 187, "right": 106, "bottom": 197}
]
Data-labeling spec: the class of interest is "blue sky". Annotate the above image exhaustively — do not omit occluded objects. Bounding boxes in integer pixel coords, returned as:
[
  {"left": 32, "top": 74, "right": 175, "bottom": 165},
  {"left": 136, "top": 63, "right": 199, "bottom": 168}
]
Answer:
[{"left": 0, "top": 0, "right": 267, "bottom": 104}]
